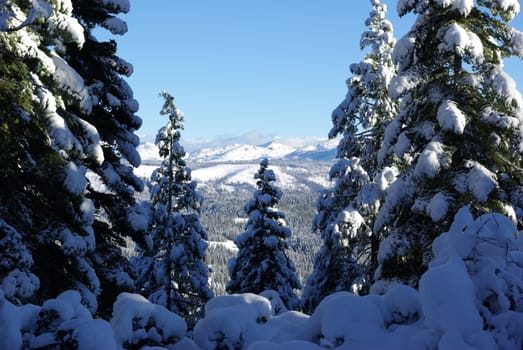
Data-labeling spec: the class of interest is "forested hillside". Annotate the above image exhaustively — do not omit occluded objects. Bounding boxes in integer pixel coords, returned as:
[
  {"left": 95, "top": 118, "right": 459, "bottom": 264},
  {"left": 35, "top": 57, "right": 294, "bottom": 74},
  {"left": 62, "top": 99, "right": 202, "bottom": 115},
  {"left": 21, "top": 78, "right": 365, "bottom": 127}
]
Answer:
[{"left": 135, "top": 156, "right": 330, "bottom": 296}]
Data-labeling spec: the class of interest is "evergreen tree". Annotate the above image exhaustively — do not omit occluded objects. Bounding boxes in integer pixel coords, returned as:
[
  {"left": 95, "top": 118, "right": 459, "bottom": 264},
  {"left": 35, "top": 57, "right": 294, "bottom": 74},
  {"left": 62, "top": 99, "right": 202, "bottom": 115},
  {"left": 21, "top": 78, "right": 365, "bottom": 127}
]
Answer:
[
  {"left": 136, "top": 92, "right": 213, "bottom": 324},
  {"left": 62, "top": 0, "right": 147, "bottom": 317},
  {"left": 302, "top": 0, "right": 396, "bottom": 313},
  {"left": 0, "top": 1, "right": 42, "bottom": 305},
  {"left": 0, "top": 0, "right": 105, "bottom": 310},
  {"left": 227, "top": 159, "right": 301, "bottom": 310},
  {"left": 374, "top": 0, "right": 523, "bottom": 289}
]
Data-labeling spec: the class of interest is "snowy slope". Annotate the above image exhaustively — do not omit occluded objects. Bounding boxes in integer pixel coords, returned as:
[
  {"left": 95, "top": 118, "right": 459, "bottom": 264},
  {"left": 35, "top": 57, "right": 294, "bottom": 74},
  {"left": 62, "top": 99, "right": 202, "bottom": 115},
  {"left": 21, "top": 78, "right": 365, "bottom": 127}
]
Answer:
[
  {"left": 137, "top": 138, "right": 337, "bottom": 164},
  {"left": 135, "top": 138, "right": 335, "bottom": 192}
]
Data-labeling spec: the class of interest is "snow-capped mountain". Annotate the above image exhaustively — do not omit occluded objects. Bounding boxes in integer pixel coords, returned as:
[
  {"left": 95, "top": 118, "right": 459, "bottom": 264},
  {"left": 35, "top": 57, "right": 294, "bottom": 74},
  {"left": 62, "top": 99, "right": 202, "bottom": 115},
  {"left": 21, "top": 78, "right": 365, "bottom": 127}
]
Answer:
[
  {"left": 135, "top": 138, "right": 337, "bottom": 192},
  {"left": 138, "top": 138, "right": 338, "bottom": 164}
]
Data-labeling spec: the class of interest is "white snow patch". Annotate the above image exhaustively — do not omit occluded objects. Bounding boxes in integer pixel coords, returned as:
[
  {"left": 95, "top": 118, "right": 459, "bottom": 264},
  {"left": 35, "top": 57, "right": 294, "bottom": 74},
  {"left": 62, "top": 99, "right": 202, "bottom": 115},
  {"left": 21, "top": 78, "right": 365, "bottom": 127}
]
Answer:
[
  {"left": 63, "top": 162, "right": 87, "bottom": 195},
  {"left": 209, "top": 240, "right": 238, "bottom": 252},
  {"left": 441, "top": 23, "right": 484, "bottom": 62},
  {"left": 466, "top": 161, "right": 498, "bottom": 203},
  {"left": 493, "top": 0, "right": 520, "bottom": 20},
  {"left": 389, "top": 71, "right": 422, "bottom": 99},
  {"left": 414, "top": 141, "right": 446, "bottom": 179},
  {"left": 426, "top": 192, "right": 449, "bottom": 222},
  {"left": 111, "top": 293, "right": 187, "bottom": 348},
  {"left": 437, "top": 100, "right": 466, "bottom": 134},
  {"left": 510, "top": 28, "right": 523, "bottom": 58},
  {"left": 51, "top": 53, "right": 92, "bottom": 114},
  {"left": 435, "top": 0, "right": 474, "bottom": 16}
]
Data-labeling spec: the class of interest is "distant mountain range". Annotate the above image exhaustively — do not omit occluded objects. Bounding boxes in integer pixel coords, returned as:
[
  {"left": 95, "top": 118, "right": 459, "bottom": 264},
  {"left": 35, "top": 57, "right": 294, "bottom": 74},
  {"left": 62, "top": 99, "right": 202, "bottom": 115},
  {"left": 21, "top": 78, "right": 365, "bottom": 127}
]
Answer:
[
  {"left": 134, "top": 138, "right": 338, "bottom": 192},
  {"left": 138, "top": 138, "right": 338, "bottom": 164}
]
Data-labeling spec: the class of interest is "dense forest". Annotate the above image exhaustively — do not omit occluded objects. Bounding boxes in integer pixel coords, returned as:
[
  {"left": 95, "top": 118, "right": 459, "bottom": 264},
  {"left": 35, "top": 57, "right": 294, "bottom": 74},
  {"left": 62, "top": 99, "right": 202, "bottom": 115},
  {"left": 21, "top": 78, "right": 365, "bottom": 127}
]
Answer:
[{"left": 2, "top": 0, "right": 523, "bottom": 349}]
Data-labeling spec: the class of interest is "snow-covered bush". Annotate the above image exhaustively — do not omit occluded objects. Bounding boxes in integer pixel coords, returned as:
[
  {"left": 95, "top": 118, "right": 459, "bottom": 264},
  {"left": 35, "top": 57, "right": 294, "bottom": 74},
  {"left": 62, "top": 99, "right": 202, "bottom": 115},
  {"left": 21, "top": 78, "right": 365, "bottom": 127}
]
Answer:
[
  {"left": 0, "top": 289, "right": 39, "bottom": 349},
  {"left": 193, "top": 293, "right": 272, "bottom": 349},
  {"left": 306, "top": 292, "right": 385, "bottom": 348},
  {"left": 422, "top": 207, "right": 523, "bottom": 349},
  {"left": 0, "top": 219, "right": 39, "bottom": 305},
  {"left": 193, "top": 210, "right": 523, "bottom": 350},
  {"left": 111, "top": 292, "right": 194, "bottom": 349},
  {"left": 1, "top": 210, "right": 522, "bottom": 349},
  {"left": 0, "top": 290, "right": 116, "bottom": 349},
  {"left": 193, "top": 293, "right": 312, "bottom": 349}
]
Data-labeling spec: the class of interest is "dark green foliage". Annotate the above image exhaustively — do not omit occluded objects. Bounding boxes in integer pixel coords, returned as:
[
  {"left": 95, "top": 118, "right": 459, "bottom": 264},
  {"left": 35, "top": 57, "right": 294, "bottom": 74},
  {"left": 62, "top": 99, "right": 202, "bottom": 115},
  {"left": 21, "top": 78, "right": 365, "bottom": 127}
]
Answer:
[{"left": 226, "top": 159, "right": 302, "bottom": 310}]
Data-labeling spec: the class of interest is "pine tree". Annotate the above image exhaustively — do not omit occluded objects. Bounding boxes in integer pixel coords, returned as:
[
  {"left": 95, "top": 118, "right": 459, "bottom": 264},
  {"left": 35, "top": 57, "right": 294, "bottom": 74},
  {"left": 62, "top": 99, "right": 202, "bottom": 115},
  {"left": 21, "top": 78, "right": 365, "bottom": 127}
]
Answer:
[
  {"left": 0, "top": 2, "right": 41, "bottom": 305},
  {"left": 61, "top": 0, "right": 147, "bottom": 317},
  {"left": 302, "top": 0, "right": 396, "bottom": 313},
  {"left": 136, "top": 92, "right": 213, "bottom": 324},
  {"left": 374, "top": 0, "right": 523, "bottom": 289},
  {"left": 0, "top": 0, "right": 105, "bottom": 310},
  {"left": 226, "top": 159, "right": 301, "bottom": 310}
]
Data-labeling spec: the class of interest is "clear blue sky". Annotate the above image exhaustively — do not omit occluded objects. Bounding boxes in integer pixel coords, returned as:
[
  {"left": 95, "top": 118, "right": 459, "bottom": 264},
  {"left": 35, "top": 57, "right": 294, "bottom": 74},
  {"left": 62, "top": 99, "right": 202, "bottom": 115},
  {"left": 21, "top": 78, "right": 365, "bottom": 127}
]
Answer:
[{"left": 111, "top": 0, "right": 523, "bottom": 143}]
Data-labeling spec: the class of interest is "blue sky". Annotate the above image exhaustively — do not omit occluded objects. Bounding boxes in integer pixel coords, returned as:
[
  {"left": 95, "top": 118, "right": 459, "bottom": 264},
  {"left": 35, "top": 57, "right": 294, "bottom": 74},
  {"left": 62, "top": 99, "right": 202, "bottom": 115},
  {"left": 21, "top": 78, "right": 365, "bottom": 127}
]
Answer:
[{"left": 111, "top": 1, "right": 523, "bottom": 144}]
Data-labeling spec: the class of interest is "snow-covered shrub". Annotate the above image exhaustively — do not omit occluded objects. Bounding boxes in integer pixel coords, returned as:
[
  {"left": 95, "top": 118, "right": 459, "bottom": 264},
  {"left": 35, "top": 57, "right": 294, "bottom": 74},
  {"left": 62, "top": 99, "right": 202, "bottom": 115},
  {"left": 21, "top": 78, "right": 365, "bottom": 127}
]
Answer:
[
  {"left": 259, "top": 290, "right": 288, "bottom": 316},
  {"left": 193, "top": 293, "right": 272, "bottom": 349},
  {"left": 424, "top": 207, "right": 523, "bottom": 349},
  {"left": 0, "top": 289, "right": 39, "bottom": 349},
  {"left": 0, "top": 219, "right": 39, "bottom": 305},
  {"left": 0, "top": 290, "right": 116, "bottom": 349},
  {"left": 377, "top": 284, "right": 421, "bottom": 327},
  {"left": 306, "top": 292, "right": 386, "bottom": 348},
  {"left": 27, "top": 290, "right": 115, "bottom": 349},
  {"left": 111, "top": 292, "right": 193, "bottom": 349}
]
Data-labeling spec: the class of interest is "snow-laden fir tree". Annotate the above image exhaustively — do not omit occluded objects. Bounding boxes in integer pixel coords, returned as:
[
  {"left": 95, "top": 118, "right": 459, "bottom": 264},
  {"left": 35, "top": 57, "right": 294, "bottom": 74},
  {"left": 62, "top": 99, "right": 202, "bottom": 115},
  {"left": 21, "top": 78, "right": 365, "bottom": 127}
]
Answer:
[
  {"left": 0, "top": 0, "right": 104, "bottom": 310},
  {"left": 302, "top": 0, "right": 397, "bottom": 314},
  {"left": 227, "top": 159, "right": 301, "bottom": 311},
  {"left": 136, "top": 92, "right": 213, "bottom": 323},
  {"left": 374, "top": 0, "right": 523, "bottom": 290},
  {"left": 61, "top": 0, "right": 147, "bottom": 317}
]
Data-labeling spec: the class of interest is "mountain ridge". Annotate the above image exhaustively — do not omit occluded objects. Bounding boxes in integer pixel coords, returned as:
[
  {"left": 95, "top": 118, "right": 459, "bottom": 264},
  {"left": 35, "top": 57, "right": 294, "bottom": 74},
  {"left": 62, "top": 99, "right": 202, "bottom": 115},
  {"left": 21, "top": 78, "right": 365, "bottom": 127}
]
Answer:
[
  {"left": 135, "top": 138, "right": 337, "bottom": 192},
  {"left": 137, "top": 138, "right": 338, "bottom": 164}
]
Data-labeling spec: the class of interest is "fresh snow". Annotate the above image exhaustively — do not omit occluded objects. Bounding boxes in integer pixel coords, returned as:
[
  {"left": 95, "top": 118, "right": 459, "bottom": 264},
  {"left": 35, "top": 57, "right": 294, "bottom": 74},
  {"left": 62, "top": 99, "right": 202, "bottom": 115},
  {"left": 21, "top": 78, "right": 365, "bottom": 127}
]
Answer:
[
  {"left": 1, "top": 210, "right": 522, "bottom": 348},
  {"left": 510, "top": 28, "right": 523, "bottom": 58},
  {"left": 437, "top": 100, "right": 467, "bottom": 134},
  {"left": 414, "top": 141, "right": 446, "bottom": 179},
  {"left": 465, "top": 161, "right": 498, "bottom": 203},
  {"left": 441, "top": 22, "right": 484, "bottom": 62},
  {"left": 137, "top": 138, "right": 336, "bottom": 164},
  {"left": 426, "top": 192, "right": 449, "bottom": 222},
  {"left": 209, "top": 240, "right": 238, "bottom": 252},
  {"left": 46, "top": 0, "right": 85, "bottom": 48},
  {"left": 188, "top": 140, "right": 336, "bottom": 163},
  {"left": 63, "top": 162, "right": 87, "bottom": 195},
  {"left": 136, "top": 162, "right": 329, "bottom": 192},
  {"left": 435, "top": 0, "right": 474, "bottom": 16},
  {"left": 495, "top": 0, "right": 521, "bottom": 19}
]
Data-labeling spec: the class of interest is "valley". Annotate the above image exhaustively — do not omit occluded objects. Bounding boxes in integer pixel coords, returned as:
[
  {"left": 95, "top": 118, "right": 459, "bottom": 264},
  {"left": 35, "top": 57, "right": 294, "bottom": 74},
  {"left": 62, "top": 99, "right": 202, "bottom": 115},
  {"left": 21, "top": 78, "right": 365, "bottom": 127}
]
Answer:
[{"left": 134, "top": 139, "right": 337, "bottom": 295}]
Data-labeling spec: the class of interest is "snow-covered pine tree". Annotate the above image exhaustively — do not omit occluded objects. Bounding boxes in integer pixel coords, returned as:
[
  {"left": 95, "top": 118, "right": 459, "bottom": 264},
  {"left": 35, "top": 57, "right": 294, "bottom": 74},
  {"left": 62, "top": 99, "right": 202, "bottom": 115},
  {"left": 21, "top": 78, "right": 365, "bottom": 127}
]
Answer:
[
  {"left": 62, "top": 0, "right": 147, "bottom": 317},
  {"left": 0, "top": 0, "right": 104, "bottom": 310},
  {"left": 136, "top": 92, "right": 213, "bottom": 324},
  {"left": 301, "top": 0, "right": 396, "bottom": 314},
  {"left": 374, "top": 0, "right": 523, "bottom": 290},
  {"left": 0, "top": 3, "right": 41, "bottom": 305},
  {"left": 226, "top": 159, "right": 301, "bottom": 311}
]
